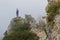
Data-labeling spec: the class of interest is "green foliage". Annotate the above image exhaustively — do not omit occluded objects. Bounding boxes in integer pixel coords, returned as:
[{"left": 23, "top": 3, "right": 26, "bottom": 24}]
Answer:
[
  {"left": 46, "top": 3, "right": 60, "bottom": 26},
  {"left": 47, "top": 0, "right": 50, "bottom": 2},
  {"left": 3, "top": 31, "right": 38, "bottom": 40},
  {"left": 3, "top": 19, "right": 39, "bottom": 40},
  {"left": 14, "top": 23, "right": 31, "bottom": 31},
  {"left": 9, "top": 20, "right": 31, "bottom": 32},
  {"left": 46, "top": 5, "right": 57, "bottom": 13}
]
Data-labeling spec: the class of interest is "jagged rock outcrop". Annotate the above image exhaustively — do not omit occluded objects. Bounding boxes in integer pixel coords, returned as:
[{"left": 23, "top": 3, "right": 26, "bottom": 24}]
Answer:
[
  {"left": 51, "top": 14, "right": 60, "bottom": 40},
  {"left": 46, "top": 0, "right": 60, "bottom": 40},
  {"left": 30, "top": 19, "right": 46, "bottom": 40},
  {"left": 24, "top": 15, "right": 46, "bottom": 40},
  {"left": 3, "top": 16, "right": 40, "bottom": 40},
  {"left": 5, "top": 15, "right": 46, "bottom": 40}
]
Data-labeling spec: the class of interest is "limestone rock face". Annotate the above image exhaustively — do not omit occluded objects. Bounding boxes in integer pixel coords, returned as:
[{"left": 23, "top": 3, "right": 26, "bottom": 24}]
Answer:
[
  {"left": 46, "top": 14, "right": 60, "bottom": 40},
  {"left": 25, "top": 15, "right": 46, "bottom": 40},
  {"left": 32, "top": 30, "right": 46, "bottom": 40},
  {"left": 46, "top": 0, "right": 60, "bottom": 40},
  {"left": 52, "top": 14, "right": 60, "bottom": 40},
  {"left": 31, "top": 19, "right": 46, "bottom": 40}
]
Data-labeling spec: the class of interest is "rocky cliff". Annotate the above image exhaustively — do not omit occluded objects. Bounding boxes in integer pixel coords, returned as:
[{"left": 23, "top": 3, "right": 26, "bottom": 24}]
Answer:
[
  {"left": 3, "top": 16, "right": 40, "bottom": 40},
  {"left": 3, "top": 0, "right": 60, "bottom": 40},
  {"left": 46, "top": 0, "right": 60, "bottom": 40},
  {"left": 3, "top": 14, "right": 47, "bottom": 40}
]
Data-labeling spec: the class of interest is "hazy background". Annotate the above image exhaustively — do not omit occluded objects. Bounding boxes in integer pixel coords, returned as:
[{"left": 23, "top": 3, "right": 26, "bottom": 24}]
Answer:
[{"left": 0, "top": 0, "right": 48, "bottom": 40}]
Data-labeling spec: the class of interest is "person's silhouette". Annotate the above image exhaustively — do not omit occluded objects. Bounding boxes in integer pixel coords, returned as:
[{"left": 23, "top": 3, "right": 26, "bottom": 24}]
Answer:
[{"left": 16, "top": 9, "right": 19, "bottom": 17}]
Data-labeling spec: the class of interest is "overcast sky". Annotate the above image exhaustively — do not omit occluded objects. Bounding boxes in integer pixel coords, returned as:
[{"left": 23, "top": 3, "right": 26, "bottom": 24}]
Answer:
[{"left": 0, "top": 0, "right": 48, "bottom": 39}]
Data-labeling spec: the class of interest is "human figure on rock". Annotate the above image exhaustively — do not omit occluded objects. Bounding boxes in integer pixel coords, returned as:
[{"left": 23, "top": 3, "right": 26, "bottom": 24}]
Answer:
[{"left": 16, "top": 9, "right": 19, "bottom": 17}]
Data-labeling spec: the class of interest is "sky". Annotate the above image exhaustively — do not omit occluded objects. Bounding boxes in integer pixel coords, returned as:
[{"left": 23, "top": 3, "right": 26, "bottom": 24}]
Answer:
[{"left": 0, "top": 0, "right": 48, "bottom": 40}]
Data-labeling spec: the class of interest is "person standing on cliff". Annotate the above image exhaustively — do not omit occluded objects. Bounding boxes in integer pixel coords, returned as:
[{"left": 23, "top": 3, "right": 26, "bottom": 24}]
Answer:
[{"left": 16, "top": 8, "right": 19, "bottom": 17}]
